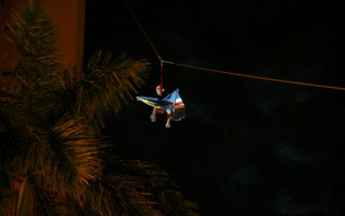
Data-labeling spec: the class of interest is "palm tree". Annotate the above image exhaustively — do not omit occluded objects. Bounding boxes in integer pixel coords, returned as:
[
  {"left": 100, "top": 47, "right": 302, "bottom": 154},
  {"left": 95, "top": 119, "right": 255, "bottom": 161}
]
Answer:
[{"left": 0, "top": 3, "right": 198, "bottom": 215}]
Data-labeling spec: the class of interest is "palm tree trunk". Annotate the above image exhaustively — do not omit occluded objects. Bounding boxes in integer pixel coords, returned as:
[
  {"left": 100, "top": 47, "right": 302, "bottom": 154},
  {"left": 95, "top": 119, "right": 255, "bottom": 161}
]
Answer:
[{"left": 15, "top": 179, "right": 33, "bottom": 216}]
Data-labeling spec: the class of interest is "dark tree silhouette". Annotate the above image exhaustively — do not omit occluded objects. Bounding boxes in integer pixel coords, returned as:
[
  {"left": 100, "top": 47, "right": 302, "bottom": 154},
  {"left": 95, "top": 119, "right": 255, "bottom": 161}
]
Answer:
[{"left": 0, "top": 3, "right": 198, "bottom": 215}]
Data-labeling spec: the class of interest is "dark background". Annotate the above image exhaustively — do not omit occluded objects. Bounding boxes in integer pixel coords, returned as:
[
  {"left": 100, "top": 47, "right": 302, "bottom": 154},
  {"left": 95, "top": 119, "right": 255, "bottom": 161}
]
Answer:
[{"left": 84, "top": 1, "right": 344, "bottom": 215}]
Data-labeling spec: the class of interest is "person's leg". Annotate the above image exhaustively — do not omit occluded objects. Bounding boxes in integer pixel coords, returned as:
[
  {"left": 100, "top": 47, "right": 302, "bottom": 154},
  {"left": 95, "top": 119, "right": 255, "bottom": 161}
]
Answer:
[
  {"left": 165, "top": 109, "right": 172, "bottom": 128},
  {"left": 150, "top": 107, "right": 159, "bottom": 122}
]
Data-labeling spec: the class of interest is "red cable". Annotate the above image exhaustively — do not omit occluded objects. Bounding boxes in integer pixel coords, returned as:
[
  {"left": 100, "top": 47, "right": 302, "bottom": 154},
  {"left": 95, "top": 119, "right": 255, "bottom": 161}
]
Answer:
[{"left": 160, "top": 60, "right": 163, "bottom": 89}]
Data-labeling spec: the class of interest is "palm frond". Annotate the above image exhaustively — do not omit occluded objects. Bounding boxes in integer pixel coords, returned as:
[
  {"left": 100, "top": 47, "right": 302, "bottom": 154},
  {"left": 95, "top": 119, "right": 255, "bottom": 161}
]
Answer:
[
  {"left": 3, "top": 114, "right": 104, "bottom": 209},
  {"left": 76, "top": 51, "right": 150, "bottom": 131},
  {"left": 46, "top": 114, "right": 105, "bottom": 205},
  {"left": 6, "top": 4, "right": 63, "bottom": 81},
  {"left": 32, "top": 184, "right": 67, "bottom": 216},
  {"left": 0, "top": 155, "right": 15, "bottom": 215},
  {"left": 0, "top": 184, "right": 16, "bottom": 215},
  {"left": 108, "top": 159, "right": 199, "bottom": 216},
  {"left": 4, "top": 4, "right": 64, "bottom": 127},
  {"left": 80, "top": 162, "right": 163, "bottom": 216}
]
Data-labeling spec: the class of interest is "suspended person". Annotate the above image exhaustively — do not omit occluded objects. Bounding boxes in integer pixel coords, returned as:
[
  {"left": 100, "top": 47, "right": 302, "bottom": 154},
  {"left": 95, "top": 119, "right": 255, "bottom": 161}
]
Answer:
[{"left": 137, "top": 85, "right": 186, "bottom": 128}]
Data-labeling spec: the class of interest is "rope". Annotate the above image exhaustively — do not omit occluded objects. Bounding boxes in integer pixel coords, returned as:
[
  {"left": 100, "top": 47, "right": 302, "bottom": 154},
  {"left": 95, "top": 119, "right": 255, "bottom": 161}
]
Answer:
[
  {"left": 123, "top": 1, "right": 345, "bottom": 92},
  {"left": 123, "top": 0, "right": 161, "bottom": 60},
  {"left": 160, "top": 60, "right": 164, "bottom": 88},
  {"left": 162, "top": 60, "right": 345, "bottom": 91},
  {"left": 123, "top": 0, "right": 164, "bottom": 89}
]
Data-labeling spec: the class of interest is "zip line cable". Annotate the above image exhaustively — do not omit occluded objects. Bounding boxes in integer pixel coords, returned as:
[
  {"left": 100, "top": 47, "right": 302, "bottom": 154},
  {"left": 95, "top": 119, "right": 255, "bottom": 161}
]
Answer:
[
  {"left": 123, "top": 0, "right": 345, "bottom": 92},
  {"left": 123, "top": 0, "right": 164, "bottom": 88},
  {"left": 123, "top": 0, "right": 162, "bottom": 60},
  {"left": 162, "top": 60, "right": 345, "bottom": 91}
]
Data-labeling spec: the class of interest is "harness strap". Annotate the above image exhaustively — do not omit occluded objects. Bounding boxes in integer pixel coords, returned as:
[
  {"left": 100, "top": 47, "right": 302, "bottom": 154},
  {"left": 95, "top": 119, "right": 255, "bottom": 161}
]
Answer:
[{"left": 160, "top": 60, "right": 164, "bottom": 90}]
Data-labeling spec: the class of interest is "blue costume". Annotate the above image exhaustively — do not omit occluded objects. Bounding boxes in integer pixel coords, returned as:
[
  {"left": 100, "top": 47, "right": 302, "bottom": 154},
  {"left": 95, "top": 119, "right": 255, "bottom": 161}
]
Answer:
[{"left": 136, "top": 88, "right": 186, "bottom": 128}]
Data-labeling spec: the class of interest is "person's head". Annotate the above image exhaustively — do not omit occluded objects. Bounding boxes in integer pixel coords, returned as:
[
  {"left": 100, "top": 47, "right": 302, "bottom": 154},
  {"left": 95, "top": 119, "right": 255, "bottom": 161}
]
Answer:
[{"left": 156, "top": 85, "right": 164, "bottom": 96}]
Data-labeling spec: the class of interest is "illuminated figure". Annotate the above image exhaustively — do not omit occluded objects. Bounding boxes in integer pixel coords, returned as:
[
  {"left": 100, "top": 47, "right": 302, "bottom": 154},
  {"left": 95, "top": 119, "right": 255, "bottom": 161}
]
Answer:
[{"left": 137, "top": 85, "right": 186, "bottom": 128}]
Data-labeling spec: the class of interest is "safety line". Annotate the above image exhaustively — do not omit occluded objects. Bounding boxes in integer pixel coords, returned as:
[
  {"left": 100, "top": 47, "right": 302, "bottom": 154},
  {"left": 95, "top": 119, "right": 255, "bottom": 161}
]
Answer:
[
  {"left": 123, "top": 1, "right": 344, "bottom": 92},
  {"left": 160, "top": 60, "right": 164, "bottom": 88},
  {"left": 123, "top": 0, "right": 162, "bottom": 60},
  {"left": 162, "top": 60, "right": 345, "bottom": 91}
]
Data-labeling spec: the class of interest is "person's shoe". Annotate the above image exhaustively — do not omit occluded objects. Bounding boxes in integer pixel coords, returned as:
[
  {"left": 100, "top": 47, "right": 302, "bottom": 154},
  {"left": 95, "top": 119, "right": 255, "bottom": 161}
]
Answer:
[
  {"left": 150, "top": 114, "right": 156, "bottom": 122},
  {"left": 165, "top": 122, "right": 171, "bottom": 128}
]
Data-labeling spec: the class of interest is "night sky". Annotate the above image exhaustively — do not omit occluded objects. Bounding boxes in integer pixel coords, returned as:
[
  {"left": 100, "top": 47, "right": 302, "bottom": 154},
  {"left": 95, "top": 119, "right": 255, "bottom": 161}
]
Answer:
[{"left": 84, "top": 1, "right": 344, "bottom": 215}]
